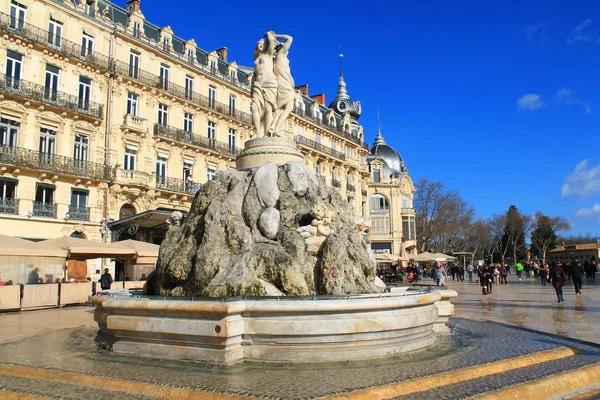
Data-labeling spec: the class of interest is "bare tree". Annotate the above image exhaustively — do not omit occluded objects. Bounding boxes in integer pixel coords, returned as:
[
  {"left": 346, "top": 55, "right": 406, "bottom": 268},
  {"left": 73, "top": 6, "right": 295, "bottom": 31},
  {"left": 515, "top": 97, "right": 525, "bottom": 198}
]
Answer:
[
  {"left": 489, "top": 213, "right": 507, "bottom": 263},
  {"left": 414, "top": 178, "right": 474, "bottom": 253}
]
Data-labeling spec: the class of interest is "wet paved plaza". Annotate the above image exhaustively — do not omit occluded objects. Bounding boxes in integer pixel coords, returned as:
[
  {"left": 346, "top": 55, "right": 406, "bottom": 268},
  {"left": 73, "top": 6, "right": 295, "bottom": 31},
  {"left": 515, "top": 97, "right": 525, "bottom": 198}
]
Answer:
[{"left": 0, "top": 274, "right": 599, "bottom": 399}]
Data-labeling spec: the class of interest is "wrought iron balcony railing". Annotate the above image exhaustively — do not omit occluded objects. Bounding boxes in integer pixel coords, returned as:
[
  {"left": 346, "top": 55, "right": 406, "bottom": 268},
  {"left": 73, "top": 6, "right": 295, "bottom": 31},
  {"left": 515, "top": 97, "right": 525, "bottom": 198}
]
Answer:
[
  {"left": 0, "top": 74, "right": 103, "bottom": 119},
  {"left": 332, "top": 179, "right": 341, "bottom": 188},
  {"left": 346, "top": 183, "right": 356, "bottom": 192},
  {"left": 0, "top": 197, "right": 18, "bottom": 215},
  {"left": 0, "top": 146, "right": 112, "bottom": 181},
  {"left": 155, "top": 175, "right": 201, "bottom": 195},
  {"left": 114, "top": 61, "right": 252, "bottom": 126},
  {"left": 32, "top": 201, "right": 57, "bottom": 218},
  {"left": 0, "top": 13, "right": 111, "bottom": 71},
  {"left": 293, "top": 107, "right": 364, "bottom": 146},
  {"left": 295, "top": 135, "right": 346, "bottom": 161},
  {"left": 68, "top": 205, "right": 90, "bottom": 221},
  {"left": 154, "top": 124, "right": 240, "bottom": 157}
]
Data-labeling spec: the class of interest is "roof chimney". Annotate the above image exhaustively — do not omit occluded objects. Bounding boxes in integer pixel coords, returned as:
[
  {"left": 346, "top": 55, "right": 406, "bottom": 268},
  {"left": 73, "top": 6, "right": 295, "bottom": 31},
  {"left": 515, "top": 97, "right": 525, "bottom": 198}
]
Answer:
[
  {"left": 311, "top": 94, "right": 325, "bottom": 105},
  {"left": 295, "top": 84, "right": 309, "bottom": 96}
]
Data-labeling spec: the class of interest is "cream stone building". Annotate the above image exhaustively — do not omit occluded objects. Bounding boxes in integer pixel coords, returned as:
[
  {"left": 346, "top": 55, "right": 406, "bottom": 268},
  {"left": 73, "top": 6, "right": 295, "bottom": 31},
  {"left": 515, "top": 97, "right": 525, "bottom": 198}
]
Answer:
[{"left": 0, "top": 0, "right": 415, "bottom": 277}]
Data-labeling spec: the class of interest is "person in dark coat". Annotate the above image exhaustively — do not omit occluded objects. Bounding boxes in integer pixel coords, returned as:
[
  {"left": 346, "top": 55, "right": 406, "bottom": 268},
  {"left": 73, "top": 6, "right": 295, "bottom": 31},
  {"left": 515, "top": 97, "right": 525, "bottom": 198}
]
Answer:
[
  {"left": 570, "top": 259, "right": 585, "bottom": 295},
  {"left": 100, "top": 268, "right": 113, "bottom": 290},
  {"left": 551, "top": 262, "right": 568, "bottom": 302}
]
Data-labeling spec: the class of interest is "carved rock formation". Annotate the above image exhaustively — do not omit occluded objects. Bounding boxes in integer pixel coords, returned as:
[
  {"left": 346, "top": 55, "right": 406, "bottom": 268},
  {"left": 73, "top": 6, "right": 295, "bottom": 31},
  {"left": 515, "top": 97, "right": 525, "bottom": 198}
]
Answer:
[{"left": 147, "top": 162, "right": 382, "bottom": 297}]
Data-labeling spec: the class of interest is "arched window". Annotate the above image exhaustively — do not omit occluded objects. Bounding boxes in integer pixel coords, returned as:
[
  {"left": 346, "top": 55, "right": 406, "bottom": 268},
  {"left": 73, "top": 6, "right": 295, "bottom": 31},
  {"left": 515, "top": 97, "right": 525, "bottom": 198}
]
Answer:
[
  {"left": 401, "top": 195, "right": 411, "bottom": 208},
  {"left": 119, "top": 203, "right": 136, "bottom": 220},
  {"left": 313, "top": 108, "right": 322, "bottom": 122},
  {"left": 370, "top": 194, "right": 390, "bottom": 234},
  {"left": 70, "top": 231, "right": 86, "bottom": 239}
]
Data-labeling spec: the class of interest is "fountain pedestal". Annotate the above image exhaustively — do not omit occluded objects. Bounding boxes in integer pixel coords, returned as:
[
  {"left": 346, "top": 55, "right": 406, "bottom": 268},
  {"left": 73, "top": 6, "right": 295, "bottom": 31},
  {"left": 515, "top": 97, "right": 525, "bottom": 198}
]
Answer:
[{"left": 236, "top": 137, "right": 304, "bottom": 170}]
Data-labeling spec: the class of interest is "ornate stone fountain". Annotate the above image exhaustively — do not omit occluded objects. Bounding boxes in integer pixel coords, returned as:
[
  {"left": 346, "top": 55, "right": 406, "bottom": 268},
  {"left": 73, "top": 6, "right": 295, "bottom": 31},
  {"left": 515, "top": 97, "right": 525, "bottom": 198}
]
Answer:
[{"left": 92, "top": 31, "right": 455, "bottom": 364}]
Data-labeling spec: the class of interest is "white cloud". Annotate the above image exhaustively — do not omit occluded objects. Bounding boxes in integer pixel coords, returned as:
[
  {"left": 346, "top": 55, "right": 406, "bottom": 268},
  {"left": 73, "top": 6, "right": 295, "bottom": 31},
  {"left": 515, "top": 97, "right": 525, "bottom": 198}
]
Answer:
[
  {"left": 517, "top": 94, "right": 544, "bottom": 110},
  {"left": 575, "top": 204, "right": 600, "bottom": 219},
  {"left": 567, "top": 19, "right": 594, "bottom": 44},
  {"left": 555, "top": 89, "right": 592, "bottom": 114},
  {"left": 524, "top": 22, "right": 550, "bottom": 41},
  {"left": 562, "top": 159, "right": 600, "bottom": 198}
]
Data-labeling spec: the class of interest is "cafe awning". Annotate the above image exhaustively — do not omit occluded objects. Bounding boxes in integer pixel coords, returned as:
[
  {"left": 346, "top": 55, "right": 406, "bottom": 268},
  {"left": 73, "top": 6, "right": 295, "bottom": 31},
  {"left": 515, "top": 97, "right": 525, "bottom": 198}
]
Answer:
[
  {"left": 0, "top": 234, "right": 67, "bottom": 257},
  {"left": 35, "top": 237, "right": 136, "bottom": 260},
  {"left": 374, "top": 253, "right": 408, "bottom": 263},
  {"left": 110, "top": 240, "right": 159, "bottom": 264},
  {"left": 432, "top": 252, "right": 456, "bottom": 261},
  {"left": 409, "top": 251, "right": 437, "bottom": 261}
]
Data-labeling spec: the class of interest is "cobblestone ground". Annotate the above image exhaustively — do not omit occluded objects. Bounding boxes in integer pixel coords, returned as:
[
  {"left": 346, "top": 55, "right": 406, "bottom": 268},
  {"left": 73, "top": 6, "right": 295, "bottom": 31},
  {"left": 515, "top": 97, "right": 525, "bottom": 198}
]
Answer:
[{"left": 0, "top": 274, "right": 599, "bottom": 399}]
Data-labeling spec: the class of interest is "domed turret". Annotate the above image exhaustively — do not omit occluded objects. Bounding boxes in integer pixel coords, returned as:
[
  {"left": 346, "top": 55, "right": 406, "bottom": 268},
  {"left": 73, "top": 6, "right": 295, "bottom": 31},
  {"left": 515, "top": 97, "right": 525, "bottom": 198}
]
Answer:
[
  {"left": 369, "top": 131, "right": 406, "bottom": 178},
  {"left": 328, "top": 73, "right": 362, "bottom": 120}
]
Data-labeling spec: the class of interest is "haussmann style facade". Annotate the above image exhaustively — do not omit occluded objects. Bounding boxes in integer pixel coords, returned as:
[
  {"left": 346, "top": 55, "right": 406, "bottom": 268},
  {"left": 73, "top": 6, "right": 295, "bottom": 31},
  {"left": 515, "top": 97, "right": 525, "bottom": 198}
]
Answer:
[{"left": 0, "top": 0, "right": 416, "bottom": 278}]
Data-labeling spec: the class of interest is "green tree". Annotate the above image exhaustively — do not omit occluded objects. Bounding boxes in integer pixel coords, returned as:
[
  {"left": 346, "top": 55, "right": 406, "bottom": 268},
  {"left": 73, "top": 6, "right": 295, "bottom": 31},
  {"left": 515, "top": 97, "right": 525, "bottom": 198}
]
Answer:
[
  {"left": 531, "top": 213, "right": 570, "bottom": 263},
  {"left": 501, "top": 205, "right": 531, "bottom": 263}
]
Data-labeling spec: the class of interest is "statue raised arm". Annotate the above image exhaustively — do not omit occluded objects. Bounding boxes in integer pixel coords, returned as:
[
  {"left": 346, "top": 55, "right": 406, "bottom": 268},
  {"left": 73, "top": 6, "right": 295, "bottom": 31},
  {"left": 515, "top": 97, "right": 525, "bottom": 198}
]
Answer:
[
  {"left": 269, "top": 32, "right": 295, "bottom": 137},
  {"left": 250, "top": 32, "right": 278, "bottom": 138}
]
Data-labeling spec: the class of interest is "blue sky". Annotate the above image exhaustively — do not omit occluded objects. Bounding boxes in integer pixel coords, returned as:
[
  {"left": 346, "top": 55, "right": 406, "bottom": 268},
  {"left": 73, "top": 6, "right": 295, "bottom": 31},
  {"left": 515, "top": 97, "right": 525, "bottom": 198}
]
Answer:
[{"left": 134, "top": 0, "right": 599, "bottom": 236}]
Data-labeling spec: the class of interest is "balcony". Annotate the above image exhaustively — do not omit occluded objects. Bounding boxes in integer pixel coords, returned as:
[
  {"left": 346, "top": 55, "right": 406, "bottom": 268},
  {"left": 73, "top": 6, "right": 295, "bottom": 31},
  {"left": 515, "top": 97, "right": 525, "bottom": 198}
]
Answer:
[
  {"left": 114, "top": 169, "right": 152, "bottom": 187},
  {"left": 114, "top": 61, "right": 252, "bottom": 126},
  {"left": 346, "top": 183, "right": 356, "bottom": 192},
  {"left": 0, "top": 146, "right": 112, "bottom": 181},
  {"left": 67, "top": 205, "right": 90, "bottom": 221},
  {"left": 332, "top": 179, "right": 341, "bottom": 188},
  {"left": 295, "top": 135, "right": 346, "bottom": 161},
  {"left": 123, "top": 114, "right": 149, "bottom": 134},
  {"left": 293, "top": 107, "right": 364, "bottom": 147},
  {"left": 0, "top": 13, "right": 111, "bottom": 71},
  {"left": 401, "top": 207, "right": 416, "bottom": 215},
  {"left": 0, "top": 197, "right": 18, "bottom": 215},
  {"left": 154, "top": 124, "right": 240, "bottom": 158},
  {"left": 32, "top": 201, "right": 57, "bottom": 219},
  {"left": 155, "top": 175, "right": 201, "bottom": 195},
  {"left": 0, "top": 74, "right": 103, "bottom": 119}
]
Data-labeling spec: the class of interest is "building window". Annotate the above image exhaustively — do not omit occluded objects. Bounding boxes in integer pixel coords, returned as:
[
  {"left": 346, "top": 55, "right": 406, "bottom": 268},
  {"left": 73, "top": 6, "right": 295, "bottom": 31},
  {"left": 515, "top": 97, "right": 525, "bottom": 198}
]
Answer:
[
  {"left": 315, "top": 160, "right": 322, "bottom": 175},
  {"left": 6, "top": 50, "right": 23, "bottom": 86},
  {"left": 0, "top": 117, "right": 20, "bottom": 147},
  {"left": 314, "top": 109, "right": 322, "bottom": 122},
  {"left": 133, "top": 21, "right": 141, "bottom": 38},
  {"left": 402, "top": 216, "right": 416, "bottom": 241},
  {"left": 402, "top": 195, "right": 411, "bottom": 208},
  {"left": 78, "top": 76, "right": 92, "bottom": 110},
  {"left": 73, "top": 134, "right": 89, "bottom": 164},
  {"left": 331, "top": 141, "right": 337, "bottom": 151},
  {"left": 44, "top": 65, "right": 60, "bottom": 101},
  {"left": 183, "top": 112, "right": 193, "bottom": 133},
  {"left": 158, "top": 104, "right": 168, "bottom": 125},
  {"left": 129, "top": 50, "right": 140, "bottom": 79},
  {"left": 183, "top": 160, "right": 193, "bottom": 181},
  {"left": 373, "top": 167, "right": 381, "bottom": 183},
  {"left": 124, "top": 147, "right": 137, "bottom": 170},
  {"left": 34, "top": 184, "right": 55, "bottom": 218},
  {"left": 69, "top": 189, "right": 89, "bottom": 221},
  {"left": 207, "top": 121, "right": 216, "bottom": 140},
  {"left": 361, "top": 202, "right": 366, "bottom": 218},
  {"left": 0, "top": 178, "right": 17, "bottom": 215},
  {"left": 228, "top": 128, "right": 236, "bottom": 151},
  {"left": 314, "top": 133, "right": 321, "bottom": 144},
  {"left": 126, "top": 92, "right": 138, "bottom": 116},
  {"left": 162, "top": 36, "right": 171, "bottom": 52},
  {"left": 207, "top": 166, "right": 217, "bottom": 181},
  {"left": 210, "top": 60, "right": 217, "bottom": 74},
  {"left": 229, "top": 95, "right": 236, "bottom": 116},
  {"left": 187, "top": 48, "right": 195, "bottom": 63},
  {"left": 296, "top": 126, "right": 304, "bottom": 137},
  {"left": 39, "top": 127, "right": 56, "bottom": 161},
  {"left": 81, "top": 33, "right": 94, "bottom": 57},
  {"left": 370, "top": 194, "right": 390, "bottom": 234},
  {"left": 332, "top": 167, "right": 338, "bottom": 181},
  {"left": 159, "top": 63, "right": 169, "bottom": 90},
  {"left": 296, "top": 99, "right": 305, "bottom": 115},
  {"left": 155, "top": 155, "right": 167, "bottom": 186},
  {"left": 208, "top": 86, "right": 216, "bottom": 109},
  {"left": 9, "top": 1, "right": 26, "bottom": 29},
  {"left": 47, "top": 18, "right": 63, "bottom": 49},
  {"left": 185, "top": 75, "right": 194, "bottom": 100},
  {"left": 345, "top": 146, "right": 353, "bottom": 158}
]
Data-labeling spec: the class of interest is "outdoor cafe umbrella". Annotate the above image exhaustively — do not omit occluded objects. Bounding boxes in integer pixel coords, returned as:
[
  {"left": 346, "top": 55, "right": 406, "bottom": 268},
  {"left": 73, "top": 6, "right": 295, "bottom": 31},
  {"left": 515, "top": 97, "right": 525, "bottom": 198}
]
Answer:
[
  {"left": 408, "top": 251, "right": 437, "bottom": 262},
  {"left": 35, "top": 237, "right": 136, "bottom": 259},
  {"left": 374, "top": 253, "right": 407, "bottom": 263},
  {"left": 0, "top": 234, "right": 67, "bottom": 257},
  {"left": 109, "top": 239, "right": 160, "bottom": 264},
  {"left": 432, "top": 252, "right": 457, "bottom": 262}
]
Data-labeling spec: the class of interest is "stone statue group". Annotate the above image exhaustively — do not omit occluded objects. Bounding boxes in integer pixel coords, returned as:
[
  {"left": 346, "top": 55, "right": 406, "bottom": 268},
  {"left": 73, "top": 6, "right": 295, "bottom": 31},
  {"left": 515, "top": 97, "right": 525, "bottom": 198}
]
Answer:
[{"left": 251, "top": 31, "right": 295, "bottom": 138}]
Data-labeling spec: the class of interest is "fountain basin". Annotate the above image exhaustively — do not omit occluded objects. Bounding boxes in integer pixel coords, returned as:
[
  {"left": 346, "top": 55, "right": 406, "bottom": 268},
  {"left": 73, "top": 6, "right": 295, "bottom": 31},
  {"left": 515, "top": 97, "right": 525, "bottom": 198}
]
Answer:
[{"left": 92, "top": 289, "right": 444, "bottom": 365}]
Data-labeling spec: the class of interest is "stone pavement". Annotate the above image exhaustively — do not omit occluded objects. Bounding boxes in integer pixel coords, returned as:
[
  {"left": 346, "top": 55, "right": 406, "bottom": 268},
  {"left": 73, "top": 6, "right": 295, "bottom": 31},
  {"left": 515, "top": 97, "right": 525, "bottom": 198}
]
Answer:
[{"left": 444, "top": 273, "right": 600, "bottom": 344}]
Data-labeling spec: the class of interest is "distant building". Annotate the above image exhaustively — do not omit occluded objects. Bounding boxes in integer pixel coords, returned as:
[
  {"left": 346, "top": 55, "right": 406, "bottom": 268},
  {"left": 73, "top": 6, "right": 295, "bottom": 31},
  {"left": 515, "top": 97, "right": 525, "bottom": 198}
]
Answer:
[{"left": 548, "top": 243, "right": 600, "bottom": 263}]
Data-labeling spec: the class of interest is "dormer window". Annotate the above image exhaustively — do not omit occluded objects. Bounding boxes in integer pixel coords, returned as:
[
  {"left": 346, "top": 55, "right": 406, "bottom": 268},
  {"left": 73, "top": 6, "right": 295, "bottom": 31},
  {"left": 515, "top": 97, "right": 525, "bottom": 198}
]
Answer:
[
  {"left": 187, "top": 48, "right": 195, "bottom": 63},
  {"left": 295, "top": 99, "right": 306, "bottom": 115},
  {"left": 163, "top": 36, "right": 171, "bottom": 52},
  {"left": 133, "top": 21, "right": 141, "bottom": 38},
  {"left": 313, "top": 109, "right": 322, "bottom": 122}
]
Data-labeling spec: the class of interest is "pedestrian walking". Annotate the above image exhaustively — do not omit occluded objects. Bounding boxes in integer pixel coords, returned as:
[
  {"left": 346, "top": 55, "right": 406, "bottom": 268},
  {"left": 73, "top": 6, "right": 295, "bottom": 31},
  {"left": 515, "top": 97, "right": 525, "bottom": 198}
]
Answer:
[
  {"left": 551, "top": 262, "right": 567, "bottom": 302},
  {"left": 435, "top": 262, "right": 447, "bottom": 287},
  {"left": 571, "top": 259, "right": 585, "bottom": 295},
  {"left": 467, "top": 264, "right": 474, "bottom": 282},
  {"left": 591, "top": 257, "right": 598, "bottom": 282},
  {"left": 538, "top": 263, "right": 548, "bottom": 286},
  {"left": 499, "top": 264, "right": 508, "bottom": 285},
  {"left": 515, "top": 262, "right": 523, "bottom": 280},
  {"left": 493, "top": 265, "right": 500, "bottom": 285}
]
